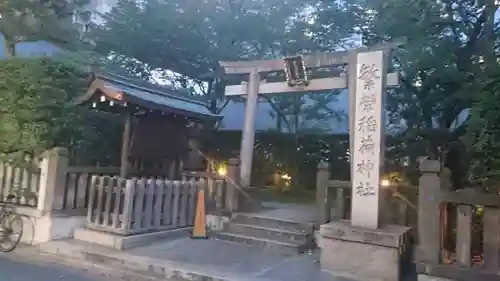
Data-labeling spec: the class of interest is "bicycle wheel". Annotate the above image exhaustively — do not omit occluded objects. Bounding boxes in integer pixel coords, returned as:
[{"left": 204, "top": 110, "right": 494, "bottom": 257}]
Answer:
[{"left": 0, "top": 213, "right": 23, "bottom": 252}]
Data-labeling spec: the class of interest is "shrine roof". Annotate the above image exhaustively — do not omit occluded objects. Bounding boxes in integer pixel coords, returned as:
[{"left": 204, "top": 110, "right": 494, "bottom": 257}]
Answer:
[{"left": 75, "top": 71, "right": 221, "bottom": 120}]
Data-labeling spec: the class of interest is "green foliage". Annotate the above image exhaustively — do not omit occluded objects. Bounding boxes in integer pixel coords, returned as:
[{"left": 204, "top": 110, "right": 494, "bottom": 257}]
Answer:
[
  {"left": 467, "top": 75, "right": 500, "bottom": 189},
  {"left": 92, "top": 0, "right": 311, "bottom": 77},
  {"left": 312, "top": 0, "right": 499, "bottom": 185},
  {"left": 0, "top": 1, "right": 123, "bottom": 167},
  {"left": 68, "top": 110, "right": 124, "bottom": 167},
  {"left": 0, "top": 57, "right": 88, "bottom": 161},
  {"left": 0, "top": 0, "right": 91, "bottom": 56},
  {"left": 90, "top": 0, "right": 321, "bottom": 114},
  {"left": 315, "top": 0, "right": 496, "bottom": 135},
  {"left": 206, "top": 131, "right": 350, "bottom": 188}
]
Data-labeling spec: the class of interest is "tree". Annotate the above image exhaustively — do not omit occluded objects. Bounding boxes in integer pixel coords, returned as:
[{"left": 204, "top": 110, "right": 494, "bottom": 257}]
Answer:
[
  {"left": 467, "top": 73, "right": 500, "bottom": 190},
  {"left": 312, "top": 0, "right": 499, "bottom": 185},
  {"left": 0, "top": 57, "right": 89, "bottom": 161},
  {"left": 0, "top": 0, "right": 125, "bottom": 165},
  {"left": 90, "top": 0, "right": 315, "bottom": 114},
  {"left": 0, "top": 55, "right": 125, "bottom": 166},
  {"left": 0, "top": 0, "right": 92, "bottom": 57}
]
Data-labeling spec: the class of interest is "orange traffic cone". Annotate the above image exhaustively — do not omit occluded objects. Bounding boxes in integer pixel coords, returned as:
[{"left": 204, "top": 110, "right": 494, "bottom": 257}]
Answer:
[{"left": 191, "top": 186, "right": 208, "bottom": 239}]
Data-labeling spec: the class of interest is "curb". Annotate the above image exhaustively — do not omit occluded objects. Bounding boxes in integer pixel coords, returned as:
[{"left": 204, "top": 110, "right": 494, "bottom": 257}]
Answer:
[{"left": 36, "top": 240, "right": 266, "bottom": 281}]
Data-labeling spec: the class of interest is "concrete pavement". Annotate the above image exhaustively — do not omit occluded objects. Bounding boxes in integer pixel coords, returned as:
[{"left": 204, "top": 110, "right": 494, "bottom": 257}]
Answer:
[
  {"left": 0, "top": 245, "right": 160, "bottom": 281},
  {"left": 38, "top": 237, "right": 354, "bottom": 281},
  {"left": 0, "top": 250, "right": 116, "bottom": 281},
  {"left": 3, "top": 239, "right": 416, "bottom": 281}
]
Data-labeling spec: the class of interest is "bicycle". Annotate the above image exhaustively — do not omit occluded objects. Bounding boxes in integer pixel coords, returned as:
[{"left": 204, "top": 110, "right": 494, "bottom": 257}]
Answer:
[{"left": 0, "top": 194, "right": 23, "bottom": 252}]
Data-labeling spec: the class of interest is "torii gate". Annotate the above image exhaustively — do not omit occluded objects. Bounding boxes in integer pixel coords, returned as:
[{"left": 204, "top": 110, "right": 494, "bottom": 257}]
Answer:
[{"left": 220, "top": 50, "right": 400, "bottom": 189}]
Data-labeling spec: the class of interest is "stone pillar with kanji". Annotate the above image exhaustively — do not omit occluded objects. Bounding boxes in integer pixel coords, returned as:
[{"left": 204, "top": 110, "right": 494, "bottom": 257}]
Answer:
[{"left": 317, "top": 49, "right": 411, "bottom": 281}]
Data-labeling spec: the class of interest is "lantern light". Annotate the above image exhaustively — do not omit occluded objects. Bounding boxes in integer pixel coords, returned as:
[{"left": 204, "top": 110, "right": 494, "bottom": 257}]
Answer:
[
  {"left": 217, "top": 165, "right": 228, "bottom": 176},
  {"left": 281, "top": 173, "right": 292, "bottom": 180},
  {"left": 381, "top": 179, "right": 391, "bottom": 187}
]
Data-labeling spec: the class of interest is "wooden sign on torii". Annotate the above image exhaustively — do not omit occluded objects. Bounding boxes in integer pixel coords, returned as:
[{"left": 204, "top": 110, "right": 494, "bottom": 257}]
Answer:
[{"left": 219, "top": 49, "right": 399, "bottom": 212}]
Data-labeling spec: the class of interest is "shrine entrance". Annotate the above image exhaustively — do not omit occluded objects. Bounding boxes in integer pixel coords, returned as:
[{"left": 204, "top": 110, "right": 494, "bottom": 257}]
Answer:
[
  {"left": 220, "top": 47, "right": 411, "bottom": 281},
  {"left": 219, "top": 48, "right": 399, "bottom": 226}
]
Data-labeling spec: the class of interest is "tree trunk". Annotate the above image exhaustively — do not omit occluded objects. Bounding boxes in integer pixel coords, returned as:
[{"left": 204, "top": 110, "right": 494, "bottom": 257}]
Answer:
[{"left": 481, "top": 0, "right": 496, "bottom": 74}]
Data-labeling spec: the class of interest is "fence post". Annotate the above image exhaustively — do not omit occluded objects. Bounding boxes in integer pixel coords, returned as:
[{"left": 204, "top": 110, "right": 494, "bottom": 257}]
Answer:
[
  {"left": 37, "top": 147, "right": 69, "bottom": 212},
  {"left": 416, "top": 158, "right": 441, "bottom": 263},
  {"left": 334, "top": 185, "right": 346, "bottom": 220},
  {"left": 316, "top": 162, "right": 330, "bottom": 225},
  {"left": 226, "top": 158, "right": 241, "bottom": 213}
]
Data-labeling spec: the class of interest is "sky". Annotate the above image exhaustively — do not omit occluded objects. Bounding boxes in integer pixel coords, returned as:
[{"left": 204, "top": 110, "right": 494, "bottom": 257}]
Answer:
[
  {"left": 218, "top": 93, "right": 350, "bottom": 133},
  {"left": 0, "top": 34, "right": 60, "bottom": 58}
]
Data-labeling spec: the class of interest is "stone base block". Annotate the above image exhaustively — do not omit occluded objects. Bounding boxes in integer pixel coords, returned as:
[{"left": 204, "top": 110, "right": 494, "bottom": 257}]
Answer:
[
  {"left": 15, "top": 206, "right": 86, "bottom": 244},
  {"left": 74, "top": 227, "right": 192, "bottom": 250},
  {"left": 318, "top": 220, "right": 411, "bottom": 281}
]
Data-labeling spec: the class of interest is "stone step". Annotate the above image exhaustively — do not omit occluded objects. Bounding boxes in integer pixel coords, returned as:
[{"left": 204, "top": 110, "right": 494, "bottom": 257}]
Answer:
[
  {"left": 231, "top": 213, "right": 314, "bottom": 234},
  {"left": 226, "top": 223, "right": 308, "bottom": 244},
  {"left": 213, "top": 232, "right": 304, "bottom": 256}
]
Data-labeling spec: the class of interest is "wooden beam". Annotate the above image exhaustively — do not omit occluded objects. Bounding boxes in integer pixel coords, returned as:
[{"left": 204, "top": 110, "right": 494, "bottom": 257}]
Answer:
[
  {"left": 220, "top": 51, "right": 349, "bottom": 75},
  {"left": 224, "top": 72, "right": 399, "bottom": 96},
  {"left": 120, "top": 111, "right": 132, "bottom": 178}
]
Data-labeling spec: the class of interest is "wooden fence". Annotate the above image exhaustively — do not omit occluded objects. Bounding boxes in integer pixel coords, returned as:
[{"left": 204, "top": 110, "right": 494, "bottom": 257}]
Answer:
[
  {"left": 61, "top": 166, "right": 178, "bottom": 210},
  {"left": 61, "top": 166, "right": 227, "bottom": 211},
  {"left": 61, "top": 166, "right": 111, "bottom": 210},
  {"left": 86, "top": 176, "right": 226, "bottom": 235},
  {"left": 416, "top": 159, "right": 500, "bottom": 280},
  {"left": 0, "top": 161, "right": 40, "bottom": 207},
  {"left": 181, "top": 171, "right": 228, "bottom": 214}
]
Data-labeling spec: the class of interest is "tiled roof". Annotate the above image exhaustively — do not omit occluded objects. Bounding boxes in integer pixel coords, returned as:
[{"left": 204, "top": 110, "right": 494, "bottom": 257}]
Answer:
[{"left": 77, "top": 71, "right": 221, "bottom": 120}]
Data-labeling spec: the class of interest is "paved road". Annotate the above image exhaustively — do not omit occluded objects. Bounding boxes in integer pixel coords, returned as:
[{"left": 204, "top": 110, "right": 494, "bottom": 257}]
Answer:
[
  {"left": 0, "top": 244, "right": 154, "bottom": 281},
  {"left": 0, "top": 254, "right": 120, "bottom": 281}
]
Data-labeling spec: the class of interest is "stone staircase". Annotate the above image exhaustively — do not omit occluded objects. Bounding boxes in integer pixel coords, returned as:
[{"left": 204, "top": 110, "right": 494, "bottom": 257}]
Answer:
[{"left": 213, "top": 213, "right": 316, "bottom": 256}]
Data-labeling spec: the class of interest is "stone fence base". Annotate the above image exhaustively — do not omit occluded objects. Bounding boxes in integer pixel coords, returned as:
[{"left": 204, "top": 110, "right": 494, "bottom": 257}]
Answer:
[
  {"left": 15, "top": 206, "right": 86, "bottom": 245},
  {"left": 417, "top": 275, "right": 453, "bottom": 281}
]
